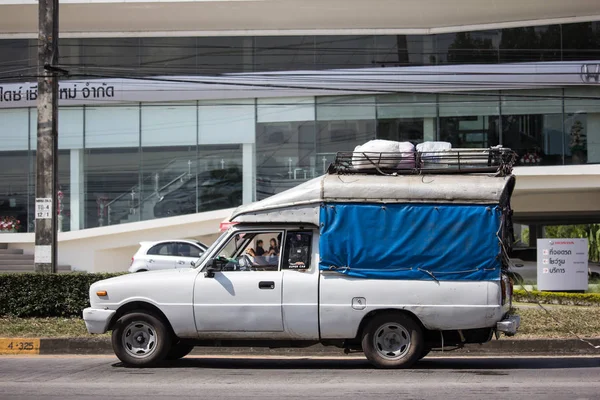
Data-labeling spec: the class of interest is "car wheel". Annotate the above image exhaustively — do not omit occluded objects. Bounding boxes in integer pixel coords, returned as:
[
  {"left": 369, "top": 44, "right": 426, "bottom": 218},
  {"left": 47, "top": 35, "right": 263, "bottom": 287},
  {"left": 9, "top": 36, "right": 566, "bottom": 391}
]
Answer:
[
  {"left": 361, "top": 313, "right": 423, "bottom": 369},
  {"left": 418, "top": 346, "right": 431, "bottom": 360},
  {"left": 166, "top": 342, "right": 195, "bottom": 360},
  {"left": 112, "top": 312, "right": 171, "bottom": 367}
]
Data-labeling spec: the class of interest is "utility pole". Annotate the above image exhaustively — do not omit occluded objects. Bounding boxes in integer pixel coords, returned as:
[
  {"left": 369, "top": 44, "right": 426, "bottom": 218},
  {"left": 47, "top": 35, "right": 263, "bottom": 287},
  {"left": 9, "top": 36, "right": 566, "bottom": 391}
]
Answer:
[{"left": 34, "top": 0, "right": 59, "bottom": 273}]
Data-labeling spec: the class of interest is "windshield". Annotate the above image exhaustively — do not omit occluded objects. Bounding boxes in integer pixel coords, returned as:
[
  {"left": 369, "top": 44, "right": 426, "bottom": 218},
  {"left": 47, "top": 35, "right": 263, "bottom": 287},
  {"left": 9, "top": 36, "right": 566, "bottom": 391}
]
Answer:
[{"left": 192, "top": 229, "right": 231, "bottom": 269}]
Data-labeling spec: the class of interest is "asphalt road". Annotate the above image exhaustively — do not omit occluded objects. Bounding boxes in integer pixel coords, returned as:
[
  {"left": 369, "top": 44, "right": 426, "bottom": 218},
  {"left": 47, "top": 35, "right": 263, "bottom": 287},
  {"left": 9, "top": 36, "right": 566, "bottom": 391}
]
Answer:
[{"left": 1, "top": 355, "right": 600, "bottom": 400}]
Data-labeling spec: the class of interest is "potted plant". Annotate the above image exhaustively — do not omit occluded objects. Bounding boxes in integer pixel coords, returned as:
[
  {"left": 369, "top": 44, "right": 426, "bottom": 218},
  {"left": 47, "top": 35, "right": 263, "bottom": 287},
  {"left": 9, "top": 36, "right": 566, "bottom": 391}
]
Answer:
[
  {"left": 519, "top": 149, "right": 542, "bottom": 165},
  {"left": 0, "top": 216, "right": 21, "bottom": 233},
  {"left": 569, "top": 120, "right": 587, "bottom": 164}
]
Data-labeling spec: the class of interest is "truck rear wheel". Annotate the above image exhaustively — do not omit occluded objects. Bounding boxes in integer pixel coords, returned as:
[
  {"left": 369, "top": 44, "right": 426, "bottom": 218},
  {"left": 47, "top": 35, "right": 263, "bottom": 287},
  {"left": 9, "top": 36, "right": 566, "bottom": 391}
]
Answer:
[
  {"left": 361, "top": 313, "right": 424, "bottom": 369},
  {"left": 112, "top": 312, "right": 171, "bottom": 367}
]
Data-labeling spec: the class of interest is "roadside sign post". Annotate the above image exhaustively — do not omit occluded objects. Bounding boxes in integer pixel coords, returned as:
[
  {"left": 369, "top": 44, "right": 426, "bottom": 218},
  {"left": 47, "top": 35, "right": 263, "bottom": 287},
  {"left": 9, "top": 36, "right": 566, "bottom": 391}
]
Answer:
[{"left": 537, "top": 238, "right": 588, "bottom": 292}]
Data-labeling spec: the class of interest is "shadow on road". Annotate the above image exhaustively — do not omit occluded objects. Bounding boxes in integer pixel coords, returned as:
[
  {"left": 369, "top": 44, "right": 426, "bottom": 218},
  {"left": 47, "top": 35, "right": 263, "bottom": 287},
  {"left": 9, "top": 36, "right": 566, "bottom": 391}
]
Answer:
[{"left": 111, "top": 356, "right": 600, "bottom": 371}]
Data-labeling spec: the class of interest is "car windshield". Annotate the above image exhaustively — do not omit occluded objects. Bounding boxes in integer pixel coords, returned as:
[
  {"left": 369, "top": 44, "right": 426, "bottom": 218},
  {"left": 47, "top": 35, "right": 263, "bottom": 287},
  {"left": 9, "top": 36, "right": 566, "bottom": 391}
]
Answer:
[{"left": 192, "top": 229, "right": 231, "bottom": 268}]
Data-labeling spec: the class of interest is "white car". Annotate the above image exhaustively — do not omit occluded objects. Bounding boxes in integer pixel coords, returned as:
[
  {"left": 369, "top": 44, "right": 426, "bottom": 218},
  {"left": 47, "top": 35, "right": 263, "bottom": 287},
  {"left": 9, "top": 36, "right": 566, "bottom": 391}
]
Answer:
[{"left": 128, "top": 240, "right": 208, "bottom": 273}]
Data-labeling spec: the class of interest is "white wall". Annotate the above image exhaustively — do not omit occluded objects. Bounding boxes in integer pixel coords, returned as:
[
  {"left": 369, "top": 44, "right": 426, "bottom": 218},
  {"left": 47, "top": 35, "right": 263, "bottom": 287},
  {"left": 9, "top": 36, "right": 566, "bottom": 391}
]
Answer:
[{"left": 5, "top": 208, "right": 231, "bottom": 272}]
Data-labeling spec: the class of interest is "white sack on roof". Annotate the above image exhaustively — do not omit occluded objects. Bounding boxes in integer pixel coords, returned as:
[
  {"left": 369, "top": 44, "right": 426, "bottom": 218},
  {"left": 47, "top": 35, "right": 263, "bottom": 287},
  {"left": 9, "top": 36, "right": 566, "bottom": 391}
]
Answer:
[
  {"left": 417, "top": 141, "right": 452, "bottom": 165},
  {"left": 352, "top": 140, "right": 415, "bottom": 170},
  {"left": 416, "top": 141, "right": 452, "bottom": 152}
]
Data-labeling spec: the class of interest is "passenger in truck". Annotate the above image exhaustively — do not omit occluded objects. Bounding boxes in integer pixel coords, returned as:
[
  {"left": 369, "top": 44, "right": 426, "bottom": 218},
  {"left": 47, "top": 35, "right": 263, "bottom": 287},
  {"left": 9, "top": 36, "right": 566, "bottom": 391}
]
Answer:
[{"left": 245, "top": 240, "right": 265, "bottom": 257}]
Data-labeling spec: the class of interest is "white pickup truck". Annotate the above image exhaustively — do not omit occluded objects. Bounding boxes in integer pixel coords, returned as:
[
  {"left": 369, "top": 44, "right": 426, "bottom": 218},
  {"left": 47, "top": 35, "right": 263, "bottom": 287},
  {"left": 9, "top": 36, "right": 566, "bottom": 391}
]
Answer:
[{"left": 84, "top": 149, "right": 520, "bottom": 369}]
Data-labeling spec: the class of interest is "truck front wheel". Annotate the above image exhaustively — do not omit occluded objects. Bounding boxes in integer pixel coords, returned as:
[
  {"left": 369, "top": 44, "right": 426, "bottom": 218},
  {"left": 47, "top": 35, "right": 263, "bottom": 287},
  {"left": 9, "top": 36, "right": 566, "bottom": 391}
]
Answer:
[
  {"left": 361, "top": 313, "right": 424, "bottom": 369},
  {"left": 112, "top": 312, "right": 171, "bottom": 367}
]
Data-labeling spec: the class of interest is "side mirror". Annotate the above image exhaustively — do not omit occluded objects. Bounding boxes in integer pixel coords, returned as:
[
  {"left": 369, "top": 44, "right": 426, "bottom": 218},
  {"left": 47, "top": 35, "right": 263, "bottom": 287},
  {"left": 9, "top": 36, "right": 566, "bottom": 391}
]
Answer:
[{"left": 204, "top": 267, "right": 216, "bottom": 278}]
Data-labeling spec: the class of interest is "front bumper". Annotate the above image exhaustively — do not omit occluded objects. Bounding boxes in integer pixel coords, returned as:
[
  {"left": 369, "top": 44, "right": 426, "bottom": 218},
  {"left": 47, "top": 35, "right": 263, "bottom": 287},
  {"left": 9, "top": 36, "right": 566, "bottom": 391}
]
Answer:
[
  {"left": 83, "top": 307, "right": 116, "bottom": 334},
  {"left": 496, "top": 314, "right": 521, "bottom": 336}
]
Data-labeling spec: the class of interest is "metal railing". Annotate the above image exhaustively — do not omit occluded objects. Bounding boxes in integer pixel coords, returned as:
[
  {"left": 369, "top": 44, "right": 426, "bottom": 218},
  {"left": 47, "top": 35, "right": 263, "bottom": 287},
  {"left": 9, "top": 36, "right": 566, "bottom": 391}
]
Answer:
[
  {"left": 104, "top": 159, "right": 194, "bottom": 226},
  {"left": 329, "top": 147, "right": 517, "bottom": 176}
]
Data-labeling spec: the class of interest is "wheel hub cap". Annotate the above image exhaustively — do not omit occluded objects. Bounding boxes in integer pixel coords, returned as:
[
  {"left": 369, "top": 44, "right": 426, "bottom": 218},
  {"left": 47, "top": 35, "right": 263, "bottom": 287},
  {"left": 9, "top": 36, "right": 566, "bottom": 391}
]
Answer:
[
  {"left": 374, "top": 323, "right": 411, "bottom": 360},
  {"left": 122, "top": 321, "right": 158, "bottom": 359}
]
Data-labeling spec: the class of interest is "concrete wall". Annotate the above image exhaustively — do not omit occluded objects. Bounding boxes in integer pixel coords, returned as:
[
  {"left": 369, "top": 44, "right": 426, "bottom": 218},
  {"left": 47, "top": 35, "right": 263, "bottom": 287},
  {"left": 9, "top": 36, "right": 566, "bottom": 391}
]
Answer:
[{"left": 4, "top": 208, "right": 232, "bottom": 273}]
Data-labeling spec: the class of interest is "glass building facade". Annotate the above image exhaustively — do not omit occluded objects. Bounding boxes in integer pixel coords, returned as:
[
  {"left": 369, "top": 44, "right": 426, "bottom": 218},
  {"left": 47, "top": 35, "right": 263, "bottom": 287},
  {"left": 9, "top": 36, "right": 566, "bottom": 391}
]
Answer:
[
  {"left": 1, "top": 22, "right": 599, "bottom": 79},
  {"left": 1, "top": 22, "right": 599, "bottom": 233}
]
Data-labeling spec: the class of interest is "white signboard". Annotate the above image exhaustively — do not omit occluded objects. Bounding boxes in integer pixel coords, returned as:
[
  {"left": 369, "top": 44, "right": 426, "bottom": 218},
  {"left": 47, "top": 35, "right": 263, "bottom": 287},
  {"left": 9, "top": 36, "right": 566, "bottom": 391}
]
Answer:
[
  {"left": 35, "top": 198, "right": 52, "bottom": 219},
  {"left": 34, "top": 245, "right": 52, "bottom": 264},
  {"left": 537, "top": 238, "right": 588, "bottom": 291}
]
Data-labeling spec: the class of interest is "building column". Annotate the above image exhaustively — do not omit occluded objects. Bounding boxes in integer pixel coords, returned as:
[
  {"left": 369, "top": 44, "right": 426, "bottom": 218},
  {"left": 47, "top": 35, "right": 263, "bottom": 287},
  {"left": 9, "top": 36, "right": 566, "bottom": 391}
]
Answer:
[
  {"left": 423, "top": 118, "right": 435, "bottom": 141},
  {"left": 242, "top": 143, "right": 255, "bottom": 204},
  {"left": 70, "top": 149, "right": 85, "bottom": 230}
]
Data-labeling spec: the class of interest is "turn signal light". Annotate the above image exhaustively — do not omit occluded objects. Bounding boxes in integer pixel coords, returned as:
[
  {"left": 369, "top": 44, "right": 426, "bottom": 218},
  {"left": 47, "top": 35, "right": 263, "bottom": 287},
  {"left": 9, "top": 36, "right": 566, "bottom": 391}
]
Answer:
[
  {"left": 96, "top": 290, "right": 108, "bottom": 297},
  {"left": 219, "top": 221, "right": 238, "bottom": 232}
]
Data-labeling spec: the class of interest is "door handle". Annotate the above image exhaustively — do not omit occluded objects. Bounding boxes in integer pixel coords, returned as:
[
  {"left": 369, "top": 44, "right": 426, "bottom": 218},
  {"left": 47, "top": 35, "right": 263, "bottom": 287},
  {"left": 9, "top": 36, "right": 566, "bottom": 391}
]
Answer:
[
  {"left": 148, "top": 259, "right": 155, "bottom": 263},
  {"left": 177, "top": 260, "right": 185, "bottom": 265},
  {"left": 258, "top": 281, "right": 275, "bottom": 290}
]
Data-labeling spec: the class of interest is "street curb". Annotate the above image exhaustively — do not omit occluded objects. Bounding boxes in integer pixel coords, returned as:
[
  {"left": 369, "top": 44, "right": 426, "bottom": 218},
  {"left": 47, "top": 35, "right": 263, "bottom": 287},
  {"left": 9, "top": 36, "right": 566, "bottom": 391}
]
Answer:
[{"left": 17, "top": 337, "right": 599, "bottom": 356}]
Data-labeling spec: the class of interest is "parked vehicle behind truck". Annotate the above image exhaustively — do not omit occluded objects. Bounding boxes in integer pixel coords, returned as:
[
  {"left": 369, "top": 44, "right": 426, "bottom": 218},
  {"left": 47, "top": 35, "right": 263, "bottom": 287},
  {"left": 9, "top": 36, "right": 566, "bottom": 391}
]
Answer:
[{"left": 83, "top": 142, "right": 520, "bottom": 369}]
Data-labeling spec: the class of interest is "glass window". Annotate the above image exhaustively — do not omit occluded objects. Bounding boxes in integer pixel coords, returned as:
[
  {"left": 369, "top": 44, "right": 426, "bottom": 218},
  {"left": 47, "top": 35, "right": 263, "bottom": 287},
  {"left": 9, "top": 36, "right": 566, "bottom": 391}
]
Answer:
[
  {"left": 0, "top": 150, "right": 29, "bottom": 233},
  {"left": 0, "top": 108, "right": 29, "bottom": 151},
  {"left": 499, "top": 25, "right": 561, "bottom": 63},
  {"left": 254, "top": 36, "right": 315, "bottom": 72},
  {"left": 84, "top": 147, "right": 140, "bottom": 228},
  {"left": 437, "top": 31, "right": 499, "bottom": 64},
  {"left": 196, "top": 37, "right": 248, "bottom": 74},
  {"left": 0, "top": 39, "right": 33, "bottom": 81},
  {"left": 373, "top": 35, "right": 430, "bottom": 67},
  {"left": 198, "top": 99, "right": 255, "bottom": 145},
  {"left": 315, "top": 36, "right": 375, "bottom": 70},
  {"left": 140, "top": 37, "right": 197, "bottom": 75},
  {"left": 176, "top": 243, "right": 203, "bottom": 258},
  {"left": 501, "top": 89, "right": 563, "bottom": 166},
  {"left": 561, "top": 22, "right": 599, "bottom": 62},
  {"left": 439, "top": 93, "right": 500, "bottom": 148},
  {"left": 141, "top": 102, "right": 197, "bottom": 220},
  {"left": 197, "top": 145, "right": 243, "bottom": 212},
  {"left": 81, "top": 38, "right": 140, "bottom": 69},
  {"left": 148, "top": 243, "right": 175, "bottom": 256},
  {"left": 84, "top": 106, "right": 141, "bottom": 228},
  {"left": 376, "top": 93, "right": 437, "bottom": 143},
  {"left": 212, "top": 231, "right": 283, "bottom": 272},
  {"left": 316, "top": 96, "right": 376, "bottom": 172},
  {"left": 85, "top": 106, "right": 140, "bottom": 149},
  {"left": 283, "top": 231, "right": 312, "bottom": 270},
  {"left": 256, "top": 98, "right": 316, "bottom": 196},
  {"left": 30, "top": 107, "right": 84, "bottom": 151},
  {"left": 564, "top": 87, "right": 600, "bottom": 165}
]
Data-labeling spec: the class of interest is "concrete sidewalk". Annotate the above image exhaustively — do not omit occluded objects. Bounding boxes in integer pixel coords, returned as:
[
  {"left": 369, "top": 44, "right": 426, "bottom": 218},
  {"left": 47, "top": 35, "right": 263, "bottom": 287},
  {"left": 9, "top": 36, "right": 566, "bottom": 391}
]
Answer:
[{"left": 3, "top": 337, "right": 599, "bottom": 356}]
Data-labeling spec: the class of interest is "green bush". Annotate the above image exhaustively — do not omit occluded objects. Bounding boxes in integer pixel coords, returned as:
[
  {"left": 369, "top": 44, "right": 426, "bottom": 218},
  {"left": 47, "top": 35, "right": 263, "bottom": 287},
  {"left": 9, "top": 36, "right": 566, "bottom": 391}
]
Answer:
[
  {"left": 514, "top": 289, "right": 600, "bottom": 307},
  {"left": 0, "top": 273, "right": 124, "bottom": 318}
]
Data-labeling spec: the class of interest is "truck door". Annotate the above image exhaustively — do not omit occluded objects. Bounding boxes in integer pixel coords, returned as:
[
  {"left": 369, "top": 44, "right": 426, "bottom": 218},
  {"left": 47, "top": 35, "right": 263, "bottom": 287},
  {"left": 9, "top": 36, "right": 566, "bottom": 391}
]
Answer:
[
  {"left": 193, "top": 230, "right": 285, "bottom": 332},
  {"left": 281, "top": 230, "right": 320, "bottom": 340}
]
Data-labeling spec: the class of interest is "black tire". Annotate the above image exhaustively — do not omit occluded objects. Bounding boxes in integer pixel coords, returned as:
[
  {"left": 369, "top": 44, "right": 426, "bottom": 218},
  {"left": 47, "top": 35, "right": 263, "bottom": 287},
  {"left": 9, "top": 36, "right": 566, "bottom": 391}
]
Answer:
[
  {"left": 111, "top": 312, "right": 171, "bottom": 367},
  {"left": 418, "top": 347, "right": 431, "bottom": 360},
  {"left": 166, "top": 342, "right": 195, "bottom": 360},
  {"left": 361, "top": 313, "right": 424, "bottom": 369}
]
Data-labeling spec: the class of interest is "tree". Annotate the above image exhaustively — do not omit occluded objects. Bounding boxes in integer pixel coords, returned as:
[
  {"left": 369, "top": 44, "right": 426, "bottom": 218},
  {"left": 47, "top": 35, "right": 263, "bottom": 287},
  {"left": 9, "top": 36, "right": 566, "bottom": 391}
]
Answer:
[
  {"left": 545, "top": 224, "right": 600, "bottom": 262},
  {"left": 447, "top": 32, "right": 497, "bottom": 64}
]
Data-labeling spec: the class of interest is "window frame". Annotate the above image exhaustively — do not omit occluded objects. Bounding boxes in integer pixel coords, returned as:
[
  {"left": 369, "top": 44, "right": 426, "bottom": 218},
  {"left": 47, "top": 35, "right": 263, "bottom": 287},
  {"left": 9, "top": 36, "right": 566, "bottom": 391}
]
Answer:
[
  {"left": 282, "top": 230, "right": 313, "bottom": 270},
  {"left": 147, "top": 242, "right": 176, "bottom": 256},
  {"left": 208, "top": 229, "right": 286, "bottom": 272}
]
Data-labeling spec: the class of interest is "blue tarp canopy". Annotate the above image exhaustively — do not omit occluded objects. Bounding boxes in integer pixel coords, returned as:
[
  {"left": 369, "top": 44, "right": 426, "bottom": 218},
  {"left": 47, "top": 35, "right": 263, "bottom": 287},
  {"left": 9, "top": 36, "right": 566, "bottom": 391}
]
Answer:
[{"left": 318, "top": 203, "right": 502, "bottom": 281}]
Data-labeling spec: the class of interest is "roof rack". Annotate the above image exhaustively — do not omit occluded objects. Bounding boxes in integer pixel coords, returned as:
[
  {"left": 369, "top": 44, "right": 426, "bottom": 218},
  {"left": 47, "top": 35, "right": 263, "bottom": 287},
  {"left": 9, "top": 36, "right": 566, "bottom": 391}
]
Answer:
[{"left": 327, "top": 147, "right": 517, "bottom": 176}]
